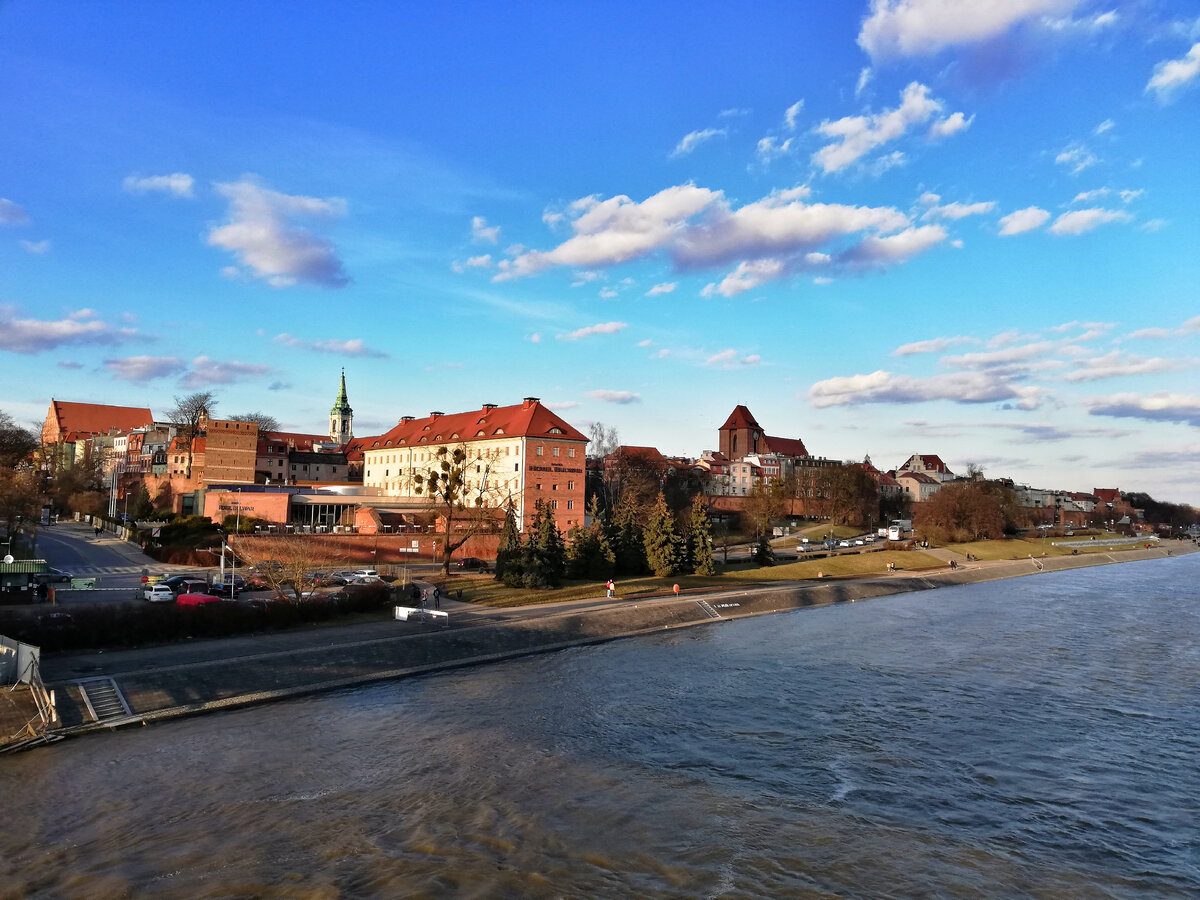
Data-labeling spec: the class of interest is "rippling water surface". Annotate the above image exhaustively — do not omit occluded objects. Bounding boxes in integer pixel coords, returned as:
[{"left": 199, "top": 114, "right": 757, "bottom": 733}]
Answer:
[{"left": 4, "top": 555, "right": 1199, "bottom": 897}]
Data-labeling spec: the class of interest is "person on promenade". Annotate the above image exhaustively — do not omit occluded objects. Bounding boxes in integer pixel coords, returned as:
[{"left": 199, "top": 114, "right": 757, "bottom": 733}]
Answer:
[
  {"left": 433, "top": 587, "right": 440, "bottom": 610},
  {"left": 410, "top": 583, "right": 421, "bottom": 606},
  {"left": 606, "top": 579, "right": 615, "bottom": 598}
]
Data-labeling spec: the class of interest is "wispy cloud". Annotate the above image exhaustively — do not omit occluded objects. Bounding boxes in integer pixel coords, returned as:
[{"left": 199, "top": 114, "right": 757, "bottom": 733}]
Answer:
[
  {"left": 1146, "top": 42, "right": 1200, "bottom": 103},
  {"left": 998, "top": 206, "right": 1051, "bottom": 235},
  {"left": 182, "top": 356, "right": 271, "bottom": 388},
  {"left": 1087, "top": 392, "right": 1200, "bottom": 427},
  {"left": 471, "top": 215, "right": 500, "bottom": 243},
  {"left": 918, "top": 192, "right": 995, "bottom": 220},
  {"left": 122, "top": 172, "right": 195, "bottom": 198},
  {"left": 104, "top": 356, "right": 186, "bottom": 382},
  {"left": 784, "top": 100, "right": 804, "bottom": 130},
  {"left": 670, "top": 128, "right": 726, "bottom": 157},
  {"left": 812, "top": 82, "right": 966, "bottom": 174},
  {"left": 558, "top": 321, "right": 628, "bottom": 341},
  {"left": 1055, "top": 144, "right": 1098, "bottom": 175},
  {"left": 19, "top": 239, "right": 49, "bottom": 254},
  {"left": 0, "top": 306, "right": 139, "bottom": 354},
  {"left": 809, "top": 369, "right": 1046, "bottom": 410},
  {"left": 646, "top": 282, "right": 676, "bottom": 296},
  {"left": 1049, "top": 208, "right": 1132, "bottom": 235},
  {"left": 208, "top": 177, "right": 348, "bottom": 288},
  {"left": 705, "top": 349, "right": 762, "bottom": 369},
  {"left": 0, "top": 198, "right": 30, "bottom": 225},
  {"left": 893, "top": 335, "right": 979, "bottom": 356},
  {"left": 273, "top": 333, "right": 389, "bottom": 358},
  {"left": 587, "top": 390, "right": 642, "bottom": 404}
]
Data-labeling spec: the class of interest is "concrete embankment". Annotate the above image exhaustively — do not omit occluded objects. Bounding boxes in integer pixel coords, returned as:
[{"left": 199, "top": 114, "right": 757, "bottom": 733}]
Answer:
[{"left": 27, "top": 543, "right": 1197, "bottom": 745}]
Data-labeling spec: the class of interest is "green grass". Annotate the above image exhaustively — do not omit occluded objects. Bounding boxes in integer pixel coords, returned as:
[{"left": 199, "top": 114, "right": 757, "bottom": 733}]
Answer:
[
  {"left": 946, "top": 534, "right": 1147, "bottom": 560},
  {"left": 440, "top": 549, "right": 947, "bottom": 608}
]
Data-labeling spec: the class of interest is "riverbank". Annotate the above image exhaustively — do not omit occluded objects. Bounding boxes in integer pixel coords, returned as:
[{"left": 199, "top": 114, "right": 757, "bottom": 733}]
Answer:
[{"left": 10, "top": 541, "right": 1195, "bottom": 750}]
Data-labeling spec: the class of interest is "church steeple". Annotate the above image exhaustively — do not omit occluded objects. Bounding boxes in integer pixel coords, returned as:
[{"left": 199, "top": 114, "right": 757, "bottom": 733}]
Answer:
[{"left": 330, "top": 369, "right": 353, "bottom": 443}]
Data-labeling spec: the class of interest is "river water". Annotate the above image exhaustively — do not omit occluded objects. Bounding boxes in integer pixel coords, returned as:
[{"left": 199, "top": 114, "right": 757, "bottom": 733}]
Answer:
[{"left": 4, "top": 555, "right": 1198, "bottom": 898}]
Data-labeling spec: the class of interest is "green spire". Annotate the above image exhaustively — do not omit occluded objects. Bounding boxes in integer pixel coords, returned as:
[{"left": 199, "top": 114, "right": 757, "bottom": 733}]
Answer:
[{"left": 330, "top": 368, "right": 352, "bottom": 416}]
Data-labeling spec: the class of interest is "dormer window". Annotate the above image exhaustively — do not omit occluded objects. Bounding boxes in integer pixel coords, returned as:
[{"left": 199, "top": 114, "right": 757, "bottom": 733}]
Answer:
[{"left": 549, "top": 427, "right": 565, "bottom": 435}]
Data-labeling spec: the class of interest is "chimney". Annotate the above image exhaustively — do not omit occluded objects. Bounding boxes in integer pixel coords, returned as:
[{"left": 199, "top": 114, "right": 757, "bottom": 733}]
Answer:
[
  {"left": 429, "top": 411, "right": 444, "bottom": 418},
  {"left": 400, "top": 416, "right": 414, "bottom": 423},
  {"left": 523, "top": 397, "right": 539, "bottom": 408},
  {"left": 482, "top": 403, "right": 497, "bottom": 410}
]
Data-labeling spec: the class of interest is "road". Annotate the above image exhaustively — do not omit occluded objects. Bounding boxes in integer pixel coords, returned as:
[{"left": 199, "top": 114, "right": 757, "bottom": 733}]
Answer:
[{"left": 31, "top": 522, "right": 206, "bottom": 605}]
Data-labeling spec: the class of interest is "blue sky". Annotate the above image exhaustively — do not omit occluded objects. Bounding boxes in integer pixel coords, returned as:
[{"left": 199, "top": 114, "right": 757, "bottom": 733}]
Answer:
[{"left": 2, "top": 1, "right": 1198, "bottom": 503}]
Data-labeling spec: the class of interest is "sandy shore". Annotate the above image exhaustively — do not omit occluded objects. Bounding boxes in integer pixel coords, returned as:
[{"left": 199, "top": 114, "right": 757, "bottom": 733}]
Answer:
[{"left": 9, "top": 541, "right": 1196, "bottom": 750}]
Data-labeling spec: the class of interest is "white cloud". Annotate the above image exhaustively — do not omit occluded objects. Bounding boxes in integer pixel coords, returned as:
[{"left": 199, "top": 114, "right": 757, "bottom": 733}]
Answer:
[
  {"left": 598, "top": 287, "right": 618, "bottom": 299},
  {"left": 858, "top": 0, "right": 1080, "bottom": 59},
  {"left": 1062, "top": 351, "right": 1193, "bottom": 382},
  {"left": 1094, "top": 118, "right": 1115, "bottom": 135},
  {"left": 638, "top": 339, "right": 653, "bottom": 347},
  {"left": 19, "top": 240, "right": 49, "bottom": 254},
  {"left": 1118, "top": 189, "right": 1143, "bottom": 203},
  {"left": 654, "top": 348, "right": 671, "bottom": 359},
  {"left": 856, "top": 67, "right": 873, "bottom": 95},
  {"left": 183, "top": 356, "right": 270, "bottom": 388},
  {"left": 0, "top": 198, "right": 30, "bottom": 225},
  {"left": 1146, "top": 42, "right": 1200, "bottom": 102},
  {"left": 1072, "top": 188, "right": 1109, "bottom": 203},
  {"left": 544, "top": 400, "right": 581, "bottom": 411},
  {"left": 272, "top": 333, "right": 388, "bottom": 358},
  {"left": 587, "top": 390, "right": 642, "bottom": 404},
  {"left": 756, "top": 136, "right": 793, "bottom": 162},
  {"left": 1087, "top": 392, "right": 1200, "bottom": 426},
  {"left": 670, "top": 128, "right": 726, "bottom": 157},
  {"left": 0, "top": 306, "right": 138, "bottom": 354},
  {"left": 813, "top": 82, "right": 963, "bottom": 174},
  {"left": 1055, "top": 144, "right": 1097, "bottom": 175},
  {"left": 465, "top": 254, "right": 493, "bottom": 268},
  {"left": 701, "top": 259, "right": 786, "bottom": 297},
  {"left": 559, "top": 321, "right": 628, "bottom": 341},
  {"left": 104, "top": 356, "right": 186, "bottom": 382},
  {"left": 719, "top": 107, "right": 751, "bottom": 118},
  {"left": 893, "top": 335, "right": 978, "bottom": 355},
  {"left": 498, "top": 182, "right": 943, "bottom": 293},
  {"left": 809, "top": 369, "right": 1046, "bottom": 409},
  {"left": 1182, "top": 316, "right": 1200, "bottom": 333},
  {"left": 646, "top": 282, "right": 676, "bottom": 296},
  {"left": 471, "top": 216, "right": 500, "bottom": 243},
  {"left": 1049, "top": 208, "right": 1132, "bottom": 235},
  {"left": 784, "top": 100, "right": 804, "bottom": 130},
  {"left": 705, "top": 349, "right": 762, "bottom": 369},
  {"left": 1140, "top": 218, "right": 1168, "bottom": 233},
  {"left": 529, "top": 333, "right": 542, "bottom": 343},
  {"left": 122, "top": 173, "right": 195, "bottom": 198},
  {"left": 928, "top": 111, "right": 974, "bottom": 139},
  {"left": 920, "top": 196, "right": 996, "bottom": 219},
  {"left": 208, "top": 178, "right": 348, "bottom": 288},
  {"left": 998, "top": 206, "right": 1051, "bottom": 235}
]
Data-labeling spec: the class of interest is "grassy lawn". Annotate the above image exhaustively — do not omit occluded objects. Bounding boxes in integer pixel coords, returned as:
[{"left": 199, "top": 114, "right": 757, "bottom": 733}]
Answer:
[
  {"left": 438, "top": 548, "right": 947, "bottom": 608},
  {"left": 946, "top": 534, "right": 1146, "bottom": 559}
]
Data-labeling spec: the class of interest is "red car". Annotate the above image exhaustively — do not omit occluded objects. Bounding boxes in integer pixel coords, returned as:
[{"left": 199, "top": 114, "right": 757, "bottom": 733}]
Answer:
[{"left": 175, "top": 592, "right": 222, "bottom": 607}]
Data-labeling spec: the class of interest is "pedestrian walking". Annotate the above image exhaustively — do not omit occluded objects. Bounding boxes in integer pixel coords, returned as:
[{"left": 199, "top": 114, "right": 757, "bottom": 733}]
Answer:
[
  {"left": 606, "top": 579, "right": 615, "bottom": 598},
  {"left": 420, "top": 589, "right": 428, "bottom": 609},
  {"left": 433, "top": 587, "right": 441, "bottom": 610}
]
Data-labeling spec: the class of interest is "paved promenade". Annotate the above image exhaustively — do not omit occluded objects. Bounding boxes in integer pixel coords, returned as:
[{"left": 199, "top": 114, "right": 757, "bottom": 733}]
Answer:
[{"left": 16, "top": 541, "right": 1196, "bottom": 747}]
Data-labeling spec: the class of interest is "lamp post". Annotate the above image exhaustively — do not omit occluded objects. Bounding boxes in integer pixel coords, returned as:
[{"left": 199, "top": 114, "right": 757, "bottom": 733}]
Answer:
[{"left": 231, "top": 488, "right": 241, "bottom": 598}]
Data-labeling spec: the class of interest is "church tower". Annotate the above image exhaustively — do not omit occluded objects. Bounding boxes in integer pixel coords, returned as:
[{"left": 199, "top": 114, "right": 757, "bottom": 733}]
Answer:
[{"left": 330, "top": 369, "right": 354, "bottom": 443}]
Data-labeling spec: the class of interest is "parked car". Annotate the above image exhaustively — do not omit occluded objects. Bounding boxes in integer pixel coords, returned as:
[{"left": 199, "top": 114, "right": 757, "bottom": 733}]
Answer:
[
  {"left": 838, "top": 540, "right": 852, "bottom": 548},
  {"left": 351, "top": 569, "right": 378, "bottom": 578},
  {"left": 209, "top": 575, "right": 247, "bottom": 596},
  {"left": 33, "top": 567, "right": 74, "bottom": 585},
  {"left": 456, "top": 558, "right": 490, "bottom": 572},
  {"left": 316, "top": 574, "right": 349, "bottom": 587},
  {"left": 176, "top": 592, "right": 222, "bottom": 607},
  {"left": 143, "top": 584, "right": 176, "bottom": 602}
]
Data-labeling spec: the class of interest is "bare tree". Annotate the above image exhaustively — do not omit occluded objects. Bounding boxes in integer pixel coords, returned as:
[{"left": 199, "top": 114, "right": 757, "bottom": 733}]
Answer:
[
  {"left": 229, "top": 411, "right": 280, "bottom": 435},
  {"left": 413, "top": 443, "right": 499, "bottom": 576},
  {"left": 0, "top": 468, "right": 39, "bottom": 540},
  {"left": 166, "top": 391, "right": 217, "bottom": 478},
  {"left": 236, "top": 535, "right": 345, "bottom": 603},
  {"left": 0, "top": 411, "right": 38, "bottom": 468},
  {"left": 586, "top": 421, "right": 619, "bottom": 459}
]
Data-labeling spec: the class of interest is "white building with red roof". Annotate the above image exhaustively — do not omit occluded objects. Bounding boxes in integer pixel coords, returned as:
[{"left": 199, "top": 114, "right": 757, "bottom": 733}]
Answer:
[
  {"left": 897, "top": 453, "right": 956, "bottom": 483},
  {"left": 362, "top": 397, "right": 588, "bottom": 532}
]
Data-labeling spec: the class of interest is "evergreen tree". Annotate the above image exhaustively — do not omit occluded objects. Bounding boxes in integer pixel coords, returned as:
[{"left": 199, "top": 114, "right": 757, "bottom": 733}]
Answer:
[
  {"left": 643, "top": 493, "right": 680, "bottom": 577},
  {"left": 612, "top": 497, "right": 647, "bottom": 575},
  {"left": 752, "top": 533, "right": 776, "bottom": 566},
  {"left": 588, "top": 520, "right": 616, "bottom": 580},
  {"left": 535, "top": 500, "right": 567, "bottom": 585},
  {"left": 494, "top": 503, "right": 522, "bottom": 583},
  {"left": 690, "top": 494, "right": 716, "bottom": 575},
  {"left": 565, "top": 523, "right": 594, "bottom": 579}
]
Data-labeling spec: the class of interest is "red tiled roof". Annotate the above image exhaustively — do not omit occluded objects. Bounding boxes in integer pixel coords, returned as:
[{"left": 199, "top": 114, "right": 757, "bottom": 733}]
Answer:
[
  {"left": 720, "top": 405, "right": 761, "bottom": 430},
  {"left": 765, "top": 434, "right": 808, "bottom": 457},
  {"left": 902, "top": 454, "right": 951, "bottom": 473},
  {"left": 44, "top": 400, "right": 153, "bottom": 442},
  {"left": 369, "top": 399, "right": 587, "bottom": 450},
  {"left": 614, "top": 445, "right": 668, "bottom": 463},
  {"left": 1093, "top": 488, "right": 1121, "bottom": 503},
  {"left": 898, "top": 471, "right": 939, "bottom": 484}
]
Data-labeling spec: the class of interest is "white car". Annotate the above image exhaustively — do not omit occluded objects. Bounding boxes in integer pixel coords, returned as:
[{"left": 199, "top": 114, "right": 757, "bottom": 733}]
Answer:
[
  {"left": 143, "top": 584, "right": 175, "bottom": 602},
  {"left": 839, "top": 540, "right": 852, "bottom": 548},
  {"left": 351, "top": 569, "right": 379, "bottom": 578}
]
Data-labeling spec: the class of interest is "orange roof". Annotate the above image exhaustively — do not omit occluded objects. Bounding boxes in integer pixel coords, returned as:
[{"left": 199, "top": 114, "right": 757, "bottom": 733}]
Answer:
[
  {"left": 1093, "top": 488, "right": 1121, "bottom": 503},
  {"left": 368, "top": 399, "right": 587, "bottom": 450},
  {"left": 44, "top": 400, "right": 153, "bottom": 443},
  {"left": 720, "top": 405, "right": 761, "bottom": 430}
]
